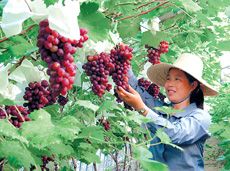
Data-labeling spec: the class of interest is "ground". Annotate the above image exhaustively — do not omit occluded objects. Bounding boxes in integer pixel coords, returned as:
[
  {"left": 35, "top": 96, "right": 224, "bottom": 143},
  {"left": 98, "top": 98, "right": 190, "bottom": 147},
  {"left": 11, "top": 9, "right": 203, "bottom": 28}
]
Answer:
[{"left": 204, "top": 136, "right": 225, "bottom": 171}]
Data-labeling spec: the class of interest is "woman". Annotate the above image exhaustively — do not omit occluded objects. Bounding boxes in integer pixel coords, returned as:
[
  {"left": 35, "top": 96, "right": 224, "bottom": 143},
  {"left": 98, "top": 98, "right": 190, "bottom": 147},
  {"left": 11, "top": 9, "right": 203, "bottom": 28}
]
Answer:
[{"left": 116, "top": 53, "right": 219, "bottom": 171}]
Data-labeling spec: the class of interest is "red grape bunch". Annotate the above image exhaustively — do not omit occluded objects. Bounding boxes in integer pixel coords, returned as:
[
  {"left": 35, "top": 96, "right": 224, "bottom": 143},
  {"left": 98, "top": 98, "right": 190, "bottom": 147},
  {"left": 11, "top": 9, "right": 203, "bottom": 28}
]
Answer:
[
  {"left": 0, "top": 105, "right": 31, "bottom": 128},
  {"left": 23, "top": 80, "right": 57, "bottom": 114},
  {"left": 109, "top": 44, "right": 133, "bottom": 90},
  {"left": 146, "top": 40, "right": 169, "bottom": 65},
  {"left": 36, "top": 19, "right": 88, "bottom": 97},
  {"left": 103, "top": 120, "right": 111, "bottom": 131},
  {"left": 138, "top": 78, "right": 166, "bottom": 102},
  {"left": 82, "top": 52, "right": 114, "bottom": 97},
  {"left": 57, "top": 95, "right": 69, "bottom": 106}
]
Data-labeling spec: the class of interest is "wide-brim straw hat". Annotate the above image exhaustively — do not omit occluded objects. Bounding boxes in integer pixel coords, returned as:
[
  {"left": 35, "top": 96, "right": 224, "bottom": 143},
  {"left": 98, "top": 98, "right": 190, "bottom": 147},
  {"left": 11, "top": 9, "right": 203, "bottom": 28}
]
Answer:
[{"left": 147, "top": 53, "right": 219, "bottom": 96}]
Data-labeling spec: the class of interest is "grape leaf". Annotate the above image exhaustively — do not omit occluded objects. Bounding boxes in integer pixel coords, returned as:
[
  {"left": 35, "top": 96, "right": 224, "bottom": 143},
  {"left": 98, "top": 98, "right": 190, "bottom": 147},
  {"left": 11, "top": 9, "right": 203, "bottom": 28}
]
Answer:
[
  {"left": 179, "top": 0, "right": 202, "bottom": 12},
  {"left": 77, "top": 126, "right": 105, "bottom": 143},
  {"left": 0, "top": 94, "right": 15, "bottom": 105},
  {"left": 55, "top": 115, "right": 81, "bottom": 141},
  {"left": 132, "top": 146, "right": 168, "bottom": 171},
  {"left": 49, "top": 143, "right": 74, "bottom": 156},
  {"left": 117, "top": 18, "right": 141, "bottom": 39},
  {"left": 0, "top": 140, "right": 36, "bottom": 169},
  {"left": 216, "top": 40, "right": 230, "bottom": 51},
  {"left": 0, "top": 119, "right": 28, "bottom": 143},
  {"left": 75, "top": 100, "right": 99, "bottom": 112},
  {"left": 8, "top": 43, "right": 35, "bottom": 57},
  {"left": 141, "top": 31, "right": 168, "bottom": 48},
  {"left": 78, "top": 2, "right": 111, "bottom": 42},
  {"left": 97, "top": 101, "right": 119, "bottom": 112},
  {"left": 20, "top": 109, "right": 60, "bottom": 149}
]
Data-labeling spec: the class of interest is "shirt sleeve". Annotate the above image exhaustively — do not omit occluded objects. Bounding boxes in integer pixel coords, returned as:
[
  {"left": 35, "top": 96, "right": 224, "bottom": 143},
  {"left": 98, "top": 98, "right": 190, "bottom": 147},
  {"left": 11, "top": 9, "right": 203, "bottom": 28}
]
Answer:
[{"left": 145, "top": 109, "right": 212, "bottom": 145}]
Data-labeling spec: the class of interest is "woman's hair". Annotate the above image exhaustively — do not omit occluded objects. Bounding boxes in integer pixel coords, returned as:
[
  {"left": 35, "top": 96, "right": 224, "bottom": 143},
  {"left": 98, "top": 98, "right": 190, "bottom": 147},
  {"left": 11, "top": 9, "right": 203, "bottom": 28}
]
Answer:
[{"left": 183, "top": 71, "right": 204, "bottom": 109}]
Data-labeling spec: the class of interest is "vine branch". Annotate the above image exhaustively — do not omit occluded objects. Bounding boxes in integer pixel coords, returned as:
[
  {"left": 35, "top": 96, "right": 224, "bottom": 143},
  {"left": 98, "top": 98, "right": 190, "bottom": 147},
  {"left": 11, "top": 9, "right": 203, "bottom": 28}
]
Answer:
[
  {"left": 0, "top": 24, "right": 36, "bottom": 43},
  {"left": 117, "top": 1, "right": 169, "bottom": 21}
]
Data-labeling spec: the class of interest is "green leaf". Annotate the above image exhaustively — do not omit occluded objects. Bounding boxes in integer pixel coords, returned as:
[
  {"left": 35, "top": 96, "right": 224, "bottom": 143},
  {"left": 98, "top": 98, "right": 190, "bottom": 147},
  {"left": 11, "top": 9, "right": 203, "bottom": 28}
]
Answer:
[
  {"left": 179, "top": 0, "right": 202, "bottom": 12},
  {"left": 156, "top": 129, "right": 184, "bottom": 151},
  {"left": 117, "top": 18, "right": 141, "bottom": 39},
  {"left": 0, "top": 94, "right": 15, "bottom": 105},
  {"left": 216, "top": 40, "right": 230, "bottom": 51},
  {"left": 141, "top": 31, "right": 169, "bottom": 48},
  {"left": 0, "top": 140, "right": 36, "bottom": 169},
  {"left": 195, "top": 11, "right": 213, "bottom": 26},
  {"left": 20, "top": 109, "right": 60, "bottom": 149},
  {"left": 49, "top": 143, "right": 74, "bottom": 156},
  {"left": 0, "top": 119, "right": 28, "bottom": 143},
  {"left": 8, "top": 43, "right": 35, "bottom": 57},
  {"left": 154, "top": 106, "right": 185, "bottom": 114},
  {"left": 43, "top": 0, "right": 58, "bottom": 7},
  {"left": 75, "top": 100, "right": 99, "bottom": 112},
  {"left": 132, "top": 146, "right": 168, "bottom": 171},
  {"left": 55, "top": 115, "right": 81, "bottom": 141},
  {"left": 97, "top": 100, "right": 118, "bottom": 112},
  {"left": 77, "top": 126, "right": 105, "bottom": 143},
  {"left": 78, "top": 2, "right": 111, "bottom": 42}
]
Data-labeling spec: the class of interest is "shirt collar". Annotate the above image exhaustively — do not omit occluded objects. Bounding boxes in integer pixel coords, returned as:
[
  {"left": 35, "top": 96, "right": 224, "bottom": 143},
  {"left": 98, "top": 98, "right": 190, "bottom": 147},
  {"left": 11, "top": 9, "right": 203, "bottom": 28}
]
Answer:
[{"left": 159, "top": 103, "right": 198, "bottom": 118}]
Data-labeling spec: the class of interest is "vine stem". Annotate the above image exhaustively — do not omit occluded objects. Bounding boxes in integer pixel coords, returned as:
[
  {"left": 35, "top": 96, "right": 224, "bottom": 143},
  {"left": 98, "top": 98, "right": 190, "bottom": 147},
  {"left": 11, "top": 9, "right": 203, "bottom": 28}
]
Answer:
[
  {"left": 93, "top": 162, "right": 97, "bottom": 171},
  {"left": 134, "top": 0, "right": 166, "bottom": 10},
  {"left": 71, "top": 158, "right": 77, "bottom": 170},
  {"left": 117, "top": 1, "right": 169, "bottom": 21},
  {"left": 0, "top": 24, "right": 36, "bottom": 43}
]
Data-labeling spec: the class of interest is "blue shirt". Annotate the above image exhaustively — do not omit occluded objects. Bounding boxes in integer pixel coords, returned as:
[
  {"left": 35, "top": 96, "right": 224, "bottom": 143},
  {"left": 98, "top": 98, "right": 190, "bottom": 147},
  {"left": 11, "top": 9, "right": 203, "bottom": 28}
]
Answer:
[{"left": 128, "top": 68, "right": 211, "bottom": 171}]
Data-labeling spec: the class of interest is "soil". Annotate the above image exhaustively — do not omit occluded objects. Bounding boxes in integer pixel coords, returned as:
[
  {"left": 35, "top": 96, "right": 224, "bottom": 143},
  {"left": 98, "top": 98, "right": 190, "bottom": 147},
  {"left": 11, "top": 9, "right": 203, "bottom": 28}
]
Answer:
[{"left": 204, "top": 136, "right": 225, "bottom": 171}]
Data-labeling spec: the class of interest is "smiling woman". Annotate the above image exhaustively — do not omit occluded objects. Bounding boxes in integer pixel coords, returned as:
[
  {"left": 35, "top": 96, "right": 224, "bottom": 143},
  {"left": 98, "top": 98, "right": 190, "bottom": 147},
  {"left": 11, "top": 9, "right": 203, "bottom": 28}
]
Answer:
[{"left": 116, "top": 53, "right": 219, "bottom": 171}]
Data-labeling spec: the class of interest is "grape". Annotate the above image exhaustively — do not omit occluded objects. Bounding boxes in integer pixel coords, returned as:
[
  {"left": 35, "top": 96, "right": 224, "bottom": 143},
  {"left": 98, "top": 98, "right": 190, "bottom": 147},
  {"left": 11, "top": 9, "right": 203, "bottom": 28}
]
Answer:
[
  {"left": 158, "top": 92, "right": 166, "bottom": 102},
  {"left": 36, "top": 19, "right": 89, "bottom": 97},
  {"left": 57, "top": 95, "right": 69, "bottom": 106},
  {"left": 103, "top": 121, "right": 111, "bottom": 131},
  {"left": 0, "top": 105, "right": 30, "bottom": 128},
  {"left": 23, "top": 80, "right": 57, "bottom": 114},
  {"left": 146, "top": 40, "right": 169, "bottom": 65},
  {"left": 82, "top": 53, "right": 114, "bottom": 97}
]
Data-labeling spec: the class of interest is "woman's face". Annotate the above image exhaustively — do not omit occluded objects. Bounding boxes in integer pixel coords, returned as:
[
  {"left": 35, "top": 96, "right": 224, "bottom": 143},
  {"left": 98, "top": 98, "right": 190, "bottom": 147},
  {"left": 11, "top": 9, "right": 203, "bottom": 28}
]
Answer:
[{"left": 164, "top": 68, "right": 196, "bottom": 104}]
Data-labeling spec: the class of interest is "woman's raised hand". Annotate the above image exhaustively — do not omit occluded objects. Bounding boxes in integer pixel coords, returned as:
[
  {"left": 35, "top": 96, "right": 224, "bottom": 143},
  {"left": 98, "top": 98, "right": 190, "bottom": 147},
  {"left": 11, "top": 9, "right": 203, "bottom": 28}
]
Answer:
[{"left": 116, "top": 85, "right": 148, "bottom": 112}]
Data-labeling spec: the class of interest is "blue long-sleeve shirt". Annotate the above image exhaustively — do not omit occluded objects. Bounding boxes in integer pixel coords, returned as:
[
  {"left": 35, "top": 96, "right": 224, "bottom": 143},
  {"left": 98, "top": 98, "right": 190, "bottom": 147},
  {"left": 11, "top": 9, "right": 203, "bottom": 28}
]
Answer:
[{"left": 128, "top": 67, "right": 211, "bottom": 171}]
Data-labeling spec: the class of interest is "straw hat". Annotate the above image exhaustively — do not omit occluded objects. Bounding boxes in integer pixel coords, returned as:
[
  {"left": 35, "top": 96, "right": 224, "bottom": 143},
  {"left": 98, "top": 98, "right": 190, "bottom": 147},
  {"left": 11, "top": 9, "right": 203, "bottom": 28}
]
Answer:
[{"left": 147, "top": 53, "right": 219, "bottom": 96}]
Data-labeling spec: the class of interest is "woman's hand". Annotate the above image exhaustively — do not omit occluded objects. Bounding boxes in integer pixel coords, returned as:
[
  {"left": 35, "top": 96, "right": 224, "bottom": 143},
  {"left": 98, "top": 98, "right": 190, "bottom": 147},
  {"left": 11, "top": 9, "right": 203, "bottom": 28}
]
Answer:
[{"left": 116, "top": 85, "right": 149, "bottom": 115}]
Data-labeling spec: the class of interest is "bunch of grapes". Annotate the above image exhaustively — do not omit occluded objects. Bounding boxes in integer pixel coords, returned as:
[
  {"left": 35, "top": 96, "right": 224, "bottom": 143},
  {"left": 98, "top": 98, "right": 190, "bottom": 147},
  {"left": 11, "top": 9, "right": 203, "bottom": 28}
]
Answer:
[
  {"left": 23, "top": 80, "right": 57, "bottom": 114},
  {"left": 146, "top": 40, "right": 169, "bottom": 65},
  {"left": 40, "top": 156, "right": 58, "bottom": 171},
  {"left": 138, "top": 78, "right": 151, "bottom": 91},
  {"left": 109, "top": 44, "right": 133, "bottom": 90},
  {"left": 57, "top": 95, "right": 69, "bottom": 106},
  {"left": 138, "top": 78, "right": 165, "bottom": 102},
  {"left": 82, "top": 53, "right": 114, "bottom": 97},
  {"left": 103, "top": 121, "right": 111, "bottom": 131},
  {"left": 146, "top": 83, "right": 160, "bottom": 99},
  {"left": 0, "top": 105, "right": 30, "bottom": 128},
  {"left": 36, "top": 19, "right": 88, "bottom": 97}
]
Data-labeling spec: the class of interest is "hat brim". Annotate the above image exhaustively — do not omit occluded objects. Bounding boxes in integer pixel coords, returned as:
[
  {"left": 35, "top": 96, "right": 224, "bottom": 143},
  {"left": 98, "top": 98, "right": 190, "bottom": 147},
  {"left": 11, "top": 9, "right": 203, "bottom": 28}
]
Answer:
[{"left": 147, "top": 63, "right": 219, "bottom": 96}]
